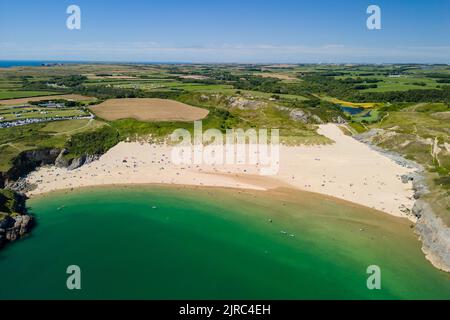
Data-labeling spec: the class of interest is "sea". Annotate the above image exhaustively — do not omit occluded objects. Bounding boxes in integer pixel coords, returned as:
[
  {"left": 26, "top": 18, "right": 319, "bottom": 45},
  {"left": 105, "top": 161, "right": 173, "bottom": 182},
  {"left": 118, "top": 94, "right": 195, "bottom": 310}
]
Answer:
[{"left": 0, "top": 186, "right": 448, "bottom": 299}]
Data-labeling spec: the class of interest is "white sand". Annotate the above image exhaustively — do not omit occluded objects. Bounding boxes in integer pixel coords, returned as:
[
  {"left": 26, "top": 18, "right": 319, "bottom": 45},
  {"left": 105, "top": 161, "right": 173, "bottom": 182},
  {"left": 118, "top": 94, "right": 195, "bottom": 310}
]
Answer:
[{"left": 25, "top": 124, "right": 416, "bottom": 220}]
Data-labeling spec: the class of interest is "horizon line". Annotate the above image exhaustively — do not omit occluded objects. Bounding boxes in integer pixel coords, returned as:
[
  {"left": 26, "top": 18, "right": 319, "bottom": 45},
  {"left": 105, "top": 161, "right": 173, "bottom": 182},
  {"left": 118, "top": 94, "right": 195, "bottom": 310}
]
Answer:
[{"left": 1, "top": 59, "right": 449, "bottom": 66}]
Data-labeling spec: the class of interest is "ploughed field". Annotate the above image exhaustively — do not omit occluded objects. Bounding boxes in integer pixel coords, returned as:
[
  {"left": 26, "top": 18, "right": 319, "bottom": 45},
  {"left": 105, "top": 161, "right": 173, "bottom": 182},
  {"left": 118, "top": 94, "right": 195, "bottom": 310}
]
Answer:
[{"left": 89, "top": 98, "right": 209, "bottom": 122}]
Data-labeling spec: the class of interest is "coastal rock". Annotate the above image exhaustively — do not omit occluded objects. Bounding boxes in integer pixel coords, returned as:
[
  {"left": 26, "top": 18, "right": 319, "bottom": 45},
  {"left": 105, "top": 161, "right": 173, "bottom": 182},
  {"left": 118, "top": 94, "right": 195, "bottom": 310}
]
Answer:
[
  {"left": 411, "top": 173, "right": 430, "bottom": 199},
  {"left": 354, "top": 128, "right": 384, "bottom": 142},
  {"left": 355, "top": 130, "right": 450, "bottom": 273},
  {"left": 414, "top": 200, "right": 450, "bottom": 273},
  {"left": 67, "top": 156, "right": 86, "bottom": 170},
  {"left": 332, "top": 116, "right": 346, "bottom": 124},
  {"left": 55, "top": 149, "right": 69, "bottom": 168},
  {"left": 5, "top": 148, "right": 62, "bottom": 183},
  {"left": 289, "top": 109, "right": 309, "bottom": 123},
  {"left": 0, "top": 188, "right": 33, "bottom": 249},
  {"left": 311, "top": 115, "right": 324, "bottom": 124},
  {"left": 55, "top": 149, "right": 100, "bottom": 171},
  {"left": 66, "top": 154, "right": 100, "bottom": 170},
  {"left": 0, "top": 214, "right": 33, "bottom": 246},
  {"left": 227, "top": 96, "right": 267, "bottom": 110},
  {"left": 6, "top": 177, "right": 36, "bottom": 193},
  {"left": 18, "top": 214, "right": 31, "bottom": 236},
  {"left": 401, "top": 174, "right": 414, "bottom": 184},
  {"left": 274, "top": 105, "right": 321, "bottom": 124}
]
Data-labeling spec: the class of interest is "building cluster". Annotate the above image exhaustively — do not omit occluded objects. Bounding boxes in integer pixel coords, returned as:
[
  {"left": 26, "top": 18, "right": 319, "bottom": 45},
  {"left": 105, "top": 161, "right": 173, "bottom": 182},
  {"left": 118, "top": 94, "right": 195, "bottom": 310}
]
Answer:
[
  {"left": 37, "top": 101, "right": 67, "bottom": 108},
  {"left": 0, "top": 113, "right": 94, "bottom": 128}
]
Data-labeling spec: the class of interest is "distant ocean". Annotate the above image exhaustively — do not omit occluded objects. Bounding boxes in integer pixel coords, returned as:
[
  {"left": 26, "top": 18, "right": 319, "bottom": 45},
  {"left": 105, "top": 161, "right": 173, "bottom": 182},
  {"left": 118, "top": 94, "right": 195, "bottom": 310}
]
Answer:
[
  {"left": 0, "top": 60, "right": 191, "bottom": 68},
  {"left": 0, "top": 60, "right": 86, "bottom": 68},
  {"left": 0, "top": 61, "right": 46, "bottom": 68}
]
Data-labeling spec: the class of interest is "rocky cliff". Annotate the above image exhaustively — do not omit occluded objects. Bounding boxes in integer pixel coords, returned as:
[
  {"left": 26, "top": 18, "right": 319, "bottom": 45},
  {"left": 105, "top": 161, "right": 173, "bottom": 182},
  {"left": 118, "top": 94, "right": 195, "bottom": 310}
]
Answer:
[
  {"left": 414, "top": 200, "right": 450, "bottom": 273},
  {"left": 356, "top": 129, "right": 450, "bottom": 273},
  {"left": 54, "top": 149, "right": 100, "bottom": 170},
  {"left": 1, "top": 148, "right": 101, "bottom": 193},
  {"left": 0, "top": 148, "right": 102, "bottom": 249},
  {"left": 0, "top": 214, "right": 33, "bottom": 248},
  {"left": 0, "top": 189, "right": 33, "bottom": 248},
  {"left": 3, "top": 148, "right": 62, "bottom": 184}
]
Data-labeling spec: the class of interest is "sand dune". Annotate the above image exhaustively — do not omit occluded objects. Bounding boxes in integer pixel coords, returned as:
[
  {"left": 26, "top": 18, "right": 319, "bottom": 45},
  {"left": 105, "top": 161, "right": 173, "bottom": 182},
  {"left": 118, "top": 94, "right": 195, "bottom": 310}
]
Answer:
[{"left": 25, "top": 124, "right": 416, "bottom": 220}]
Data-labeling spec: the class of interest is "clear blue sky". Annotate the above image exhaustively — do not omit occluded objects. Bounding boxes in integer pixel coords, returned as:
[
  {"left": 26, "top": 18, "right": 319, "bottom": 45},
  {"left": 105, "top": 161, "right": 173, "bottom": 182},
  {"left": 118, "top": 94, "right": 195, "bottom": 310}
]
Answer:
[{"left": 0, "top": 0, "right": 449, "bottom": 63}]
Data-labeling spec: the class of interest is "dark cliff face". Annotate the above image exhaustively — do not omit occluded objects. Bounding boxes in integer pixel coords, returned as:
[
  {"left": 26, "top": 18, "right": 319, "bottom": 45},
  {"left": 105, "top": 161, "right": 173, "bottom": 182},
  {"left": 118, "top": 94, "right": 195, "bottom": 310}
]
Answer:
[
  {"left": 4, "top": 148, "right": 62, "bottom": 183},
  {"left": 0, "top": 172, "right": 5, "bottom": 189},
  {"left": 0, "top": 147, "right": 104, "bottom": 189},
  {"left": 0, "top": 148, "right": 69, "bottom": 249},
  {"left": 0, "top": 147, "right": 103, "bottom": 249},
  {"left": 0, "top": 189, "right": 32, "bottom": 248}
]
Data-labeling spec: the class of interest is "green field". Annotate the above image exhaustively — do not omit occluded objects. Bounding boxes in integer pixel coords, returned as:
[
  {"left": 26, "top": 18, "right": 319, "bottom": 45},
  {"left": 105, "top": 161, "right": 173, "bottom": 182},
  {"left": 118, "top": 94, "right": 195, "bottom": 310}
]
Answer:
[
  {"left": 40, "top": 119, "right": 105, "bottom": 135},
  {"left": 0, "top": 90, "right": 59, "bottom": 100},
  {"left": 363, "top": 77, "right": 439, "bottom": 92}
]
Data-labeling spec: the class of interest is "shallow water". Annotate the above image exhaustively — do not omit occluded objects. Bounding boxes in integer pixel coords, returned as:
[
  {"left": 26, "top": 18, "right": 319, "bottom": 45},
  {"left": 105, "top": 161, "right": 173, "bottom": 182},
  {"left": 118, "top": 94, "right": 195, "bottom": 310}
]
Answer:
[
  {"left": 339, "top": 105, "right": 365, "bottom": 115},
  {"left": 0, "top": 186, "right": 448, "bottom": 299}
]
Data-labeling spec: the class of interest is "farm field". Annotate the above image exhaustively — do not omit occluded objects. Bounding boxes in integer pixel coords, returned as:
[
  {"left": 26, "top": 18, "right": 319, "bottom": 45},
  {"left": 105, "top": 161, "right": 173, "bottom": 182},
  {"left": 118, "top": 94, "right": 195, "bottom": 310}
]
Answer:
[
  {"left": 362, "top": 76, "right": 440, "bottom": 92},
  {"left": 112, "top": 81, "right": 235, "bottom": 93},
  {"left": 333, "top": 75, "right": 442, "bottom": 93},
  {"left": 0, "top": 94, "right": 95, "bottom": 105},
  {"left": 0, "top": 90, "right": 58, "bottom": 100},
  {"left": 90, "top": 98, "right": 210, "bottom": 122}
]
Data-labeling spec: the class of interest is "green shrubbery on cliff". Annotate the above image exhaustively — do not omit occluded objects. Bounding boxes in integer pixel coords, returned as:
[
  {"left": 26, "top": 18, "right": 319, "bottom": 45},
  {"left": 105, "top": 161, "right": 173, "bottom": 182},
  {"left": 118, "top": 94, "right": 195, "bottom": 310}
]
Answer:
[
  {"left": 0, "top": 188, "right": 24, "bottom": 215},
  {"left": 64, "top": 126, "right": 120, "bottom": 159}
]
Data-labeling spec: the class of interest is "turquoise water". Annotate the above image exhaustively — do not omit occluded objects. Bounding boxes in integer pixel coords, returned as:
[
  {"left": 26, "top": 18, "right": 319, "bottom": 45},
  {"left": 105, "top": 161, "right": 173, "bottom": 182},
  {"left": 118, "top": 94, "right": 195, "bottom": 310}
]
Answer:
[{"left": 0, "top": 186, "right": 449, "bottom": 299}]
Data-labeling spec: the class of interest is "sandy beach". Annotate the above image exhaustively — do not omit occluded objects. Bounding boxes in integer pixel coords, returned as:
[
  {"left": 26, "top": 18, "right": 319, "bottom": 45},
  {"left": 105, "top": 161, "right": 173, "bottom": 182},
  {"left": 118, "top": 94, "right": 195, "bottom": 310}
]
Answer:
[{"left": 25, "top": 124, "right": 417, "bottom": 220}]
